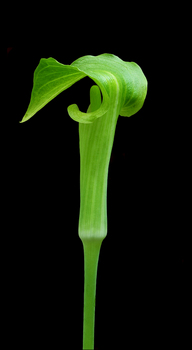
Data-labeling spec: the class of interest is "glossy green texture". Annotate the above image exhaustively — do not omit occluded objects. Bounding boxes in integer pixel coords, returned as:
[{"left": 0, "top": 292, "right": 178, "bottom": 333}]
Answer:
[
  {"left": 20, "top": 54, "right": 147, "bottom": 350},
  {"left": 20, "top": 54, "right": 147, "bottom": 123}
]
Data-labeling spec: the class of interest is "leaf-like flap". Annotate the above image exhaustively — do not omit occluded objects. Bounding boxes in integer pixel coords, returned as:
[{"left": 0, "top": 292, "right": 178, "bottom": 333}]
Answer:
[
  {"left": 20, "top": 58, "right": 86, "bottom": 123},
  {"left": 20, "top": 54, "right": 147, "bottom": 124}
]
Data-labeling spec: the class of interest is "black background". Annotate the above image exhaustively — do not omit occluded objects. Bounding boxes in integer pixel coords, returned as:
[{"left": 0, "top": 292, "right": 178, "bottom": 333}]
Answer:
[{"left": 5, "top": 7, "right": 190, "bottom": 349}]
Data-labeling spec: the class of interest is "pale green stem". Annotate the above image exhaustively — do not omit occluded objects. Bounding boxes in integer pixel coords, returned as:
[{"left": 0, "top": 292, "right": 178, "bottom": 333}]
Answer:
[
  {"left": 82, "top": 238, "right": 102, "bottom": 350},
  {"left": 79, "top": 86, "right": 121, "bottom": 349},
  {"left": 78, "top": 88, "right": 121, "bottom": 241}
]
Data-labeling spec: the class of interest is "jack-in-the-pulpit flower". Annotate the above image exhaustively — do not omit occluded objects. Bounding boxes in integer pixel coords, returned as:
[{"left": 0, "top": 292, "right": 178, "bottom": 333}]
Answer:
[{"left": 21, "top": 54, "right": 147, "bottom": 350}]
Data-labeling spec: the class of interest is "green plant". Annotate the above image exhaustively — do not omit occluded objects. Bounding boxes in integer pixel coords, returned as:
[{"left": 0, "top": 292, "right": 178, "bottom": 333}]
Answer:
[{"left": 20, "top": 53, "right": 147, "bottom": 349}]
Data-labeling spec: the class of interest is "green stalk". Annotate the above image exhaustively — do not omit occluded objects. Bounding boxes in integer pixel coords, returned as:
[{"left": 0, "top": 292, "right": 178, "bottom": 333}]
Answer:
[
  {"left": 79, "top": 85, "right": 120, "bottom": 349},
  {"left": 82, "top": 238, "right": 102, "bottom": 349},
  {"left": 78, "top": 85, "right": 120, "bottom": 241}
]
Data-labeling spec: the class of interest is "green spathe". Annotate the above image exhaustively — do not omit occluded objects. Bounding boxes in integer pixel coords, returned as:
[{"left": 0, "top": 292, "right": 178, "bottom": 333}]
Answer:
[
  {"left": 20, "top": 53, "right": 147, "bottom": 349},
  {"left": 20, "top": 53, "right": 147, "bottom": 123}
]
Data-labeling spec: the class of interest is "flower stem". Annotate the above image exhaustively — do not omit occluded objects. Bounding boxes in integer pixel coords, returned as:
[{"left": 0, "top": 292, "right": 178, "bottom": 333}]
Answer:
[
  {"left": 82, "top": 238, "right": 103, "bottom": 350},
  {"left": 79, "top": 85, "right": 120, "bottom": 349}
]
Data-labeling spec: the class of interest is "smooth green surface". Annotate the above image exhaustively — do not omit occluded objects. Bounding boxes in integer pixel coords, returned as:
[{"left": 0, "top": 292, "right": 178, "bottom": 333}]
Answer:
[
  {"left": 20, "top": 54, "right": 147, "bottom": 349},
  {"left": 79, "top": 85, "right": 119, "bottom": 348},
  {"left": 78, "top": 84, "right": 119, "bottom": 240},
  {"left": 82, "top": 238, "right": 102, "bottom": 349},
  {"left": 20, "top": 54, "right": 147, "bottom": 124}
]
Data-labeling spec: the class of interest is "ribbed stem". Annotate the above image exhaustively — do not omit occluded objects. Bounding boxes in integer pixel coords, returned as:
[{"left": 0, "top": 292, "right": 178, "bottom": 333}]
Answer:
[
  {"left": 82, "top": 238, "right": 103, "bottom": 349},
  {"left": 79, "top": 84, "right": 121, "bottom": 349},
  {"left": 78, "top": 106, "right": 119, "bottom": 240}
]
